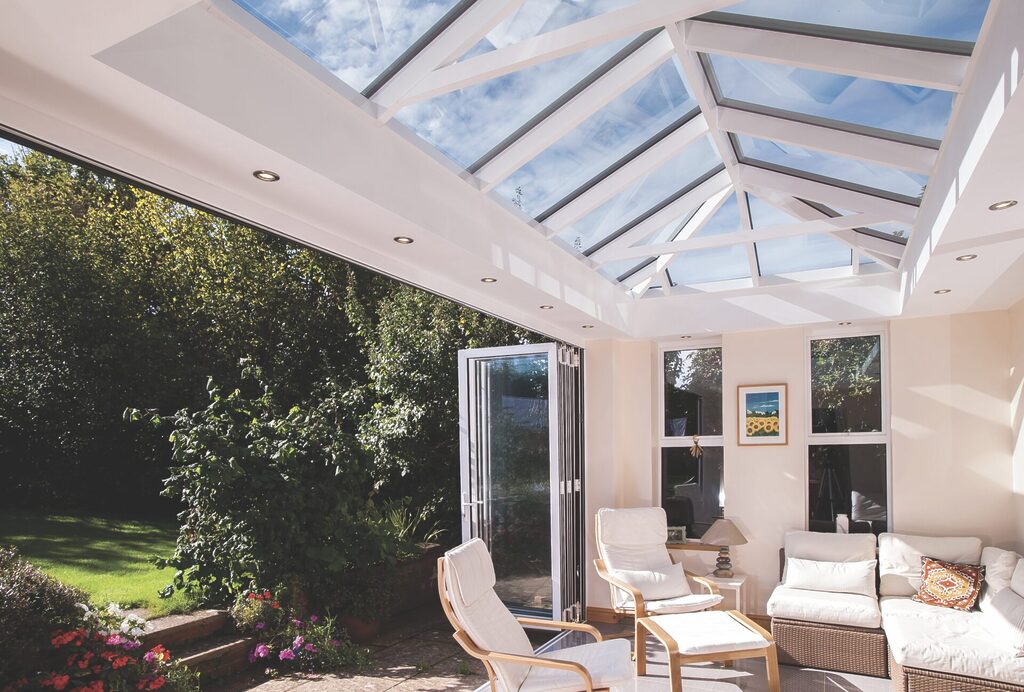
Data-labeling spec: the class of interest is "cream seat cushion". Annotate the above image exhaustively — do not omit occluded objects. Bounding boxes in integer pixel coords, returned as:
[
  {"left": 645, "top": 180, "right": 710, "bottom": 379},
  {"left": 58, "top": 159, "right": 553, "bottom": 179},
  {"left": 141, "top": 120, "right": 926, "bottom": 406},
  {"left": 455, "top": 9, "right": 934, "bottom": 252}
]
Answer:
[
  {"left": 620, "top": 592, "right": 724, "bottom": 614},
  {"left": 767, "top": 586, "right": 881, "bottom": 628},
  {"left": 519, "top": 639, "right": 633, "bottom": 692},
  {"left": 882, "top": 596, "right": 1024, "bottom": 686},
  {"left": 645, "top": 611, "right": 768, "bottom": 655}
]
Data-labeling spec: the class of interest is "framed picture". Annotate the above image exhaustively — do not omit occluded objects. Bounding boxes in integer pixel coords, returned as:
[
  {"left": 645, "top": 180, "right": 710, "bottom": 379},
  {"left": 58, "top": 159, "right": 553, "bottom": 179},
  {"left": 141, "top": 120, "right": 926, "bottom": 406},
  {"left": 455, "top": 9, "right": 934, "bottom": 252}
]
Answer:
[
  {"left": 737, "top": 384, "right": 788, "bottom": 446},
  {"left": 666, "top": 526, "right": 686, "bottom": 543}
]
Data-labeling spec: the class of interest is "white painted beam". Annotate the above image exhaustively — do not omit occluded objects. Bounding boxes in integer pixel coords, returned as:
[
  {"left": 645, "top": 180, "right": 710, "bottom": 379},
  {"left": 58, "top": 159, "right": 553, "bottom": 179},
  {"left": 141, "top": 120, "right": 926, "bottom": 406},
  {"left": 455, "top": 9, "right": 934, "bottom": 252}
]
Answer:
[
  {"left": 398, "top": 0, "right": 740, "bottom": 105},
  {"left": 476, "top": 32, "right": 674, "bottom": 190},
  {"left": 683, "top": 19, "right": 969, "bottom": 92},
  {"left": 588, "top": 169, "right": 732, "bottom": 262},
  {"left": 541, "top": 114, "right": 709, "bottom": 231},
  {"left": 717, "top": 107, "right": 938, "bottom": 174},
  {"left": 374, "top": 0, "right": 527, "bottom": 120},
  {"left": 739, "top": 165, "right": 919, "bottom": 224},
  {"left": 598, "top": 212, "right": 895, "bottom": 261}
]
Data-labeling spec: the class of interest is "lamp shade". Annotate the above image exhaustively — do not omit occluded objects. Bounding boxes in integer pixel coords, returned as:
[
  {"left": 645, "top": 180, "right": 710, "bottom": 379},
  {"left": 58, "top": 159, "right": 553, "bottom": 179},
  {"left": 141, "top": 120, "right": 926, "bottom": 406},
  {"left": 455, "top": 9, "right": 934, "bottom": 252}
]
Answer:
[{"left": 701, "top": 518, "right": 748, "bottom": 546}]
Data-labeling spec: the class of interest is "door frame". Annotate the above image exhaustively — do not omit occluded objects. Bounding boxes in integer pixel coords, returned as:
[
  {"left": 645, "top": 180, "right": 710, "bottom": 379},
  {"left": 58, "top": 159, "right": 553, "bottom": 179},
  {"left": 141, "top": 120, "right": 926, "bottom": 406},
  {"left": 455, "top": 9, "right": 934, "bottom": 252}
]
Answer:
[{"left": 457, "top": 342, "right": 561, "bottom": 618}]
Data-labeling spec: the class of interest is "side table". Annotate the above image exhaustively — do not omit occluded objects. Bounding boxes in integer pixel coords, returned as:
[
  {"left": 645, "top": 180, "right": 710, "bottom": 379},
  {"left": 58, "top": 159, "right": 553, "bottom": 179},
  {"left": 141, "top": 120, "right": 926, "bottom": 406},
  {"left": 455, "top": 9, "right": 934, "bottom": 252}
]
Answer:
[{"left": 703, "top": 573, "right": 748, "bottom": 613}]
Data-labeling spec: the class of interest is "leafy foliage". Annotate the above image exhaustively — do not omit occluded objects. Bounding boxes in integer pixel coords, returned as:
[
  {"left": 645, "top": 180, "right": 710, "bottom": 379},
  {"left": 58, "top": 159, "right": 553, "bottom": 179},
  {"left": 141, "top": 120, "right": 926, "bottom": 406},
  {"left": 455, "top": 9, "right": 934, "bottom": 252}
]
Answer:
[
  {"left": 0, "top": 546, "right": 88, "bottom": 681},
  {"left": 810, "top": 336, "right": 883, "bottom": 432}
]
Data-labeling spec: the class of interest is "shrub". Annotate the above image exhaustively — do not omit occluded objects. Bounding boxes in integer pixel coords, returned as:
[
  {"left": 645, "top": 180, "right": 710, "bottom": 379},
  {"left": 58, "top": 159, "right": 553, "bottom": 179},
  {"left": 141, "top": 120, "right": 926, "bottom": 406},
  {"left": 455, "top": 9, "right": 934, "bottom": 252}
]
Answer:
[
  {"left": 229, "top": 588, "right": 286, "bottom": 635},
  {"left": 0, "top": 545, "right": 87, "bottom": 680},
  {"left": 127, "top": 362, "right": 415, "bottom": 607}
]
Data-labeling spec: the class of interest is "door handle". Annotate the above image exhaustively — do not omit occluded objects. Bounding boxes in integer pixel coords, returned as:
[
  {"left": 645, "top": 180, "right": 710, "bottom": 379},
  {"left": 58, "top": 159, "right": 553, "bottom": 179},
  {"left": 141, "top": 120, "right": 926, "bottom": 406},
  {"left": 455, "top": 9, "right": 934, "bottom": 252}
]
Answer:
[{"left": 462, "top": 500, "right": 483, "bottom": 507}]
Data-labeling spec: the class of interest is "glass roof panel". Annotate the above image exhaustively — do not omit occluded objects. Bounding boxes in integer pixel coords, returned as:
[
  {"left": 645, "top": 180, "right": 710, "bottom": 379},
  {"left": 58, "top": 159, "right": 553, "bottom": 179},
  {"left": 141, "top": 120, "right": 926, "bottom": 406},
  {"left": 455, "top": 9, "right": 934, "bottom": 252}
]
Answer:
[
  {"left": 667, "top": 245, "right": 750, "bottom": 285},
  {"left": 714, "top": 0, "right": 989, "bottom": 44},
  {"left": 394, "top": 39, "right": 628, "bottom": 168},
  {"left": 706, "top": 53, "right": 955, "bottom": 143},
  {"left": 598, "top": 257, "right": 653, "bottom": 282},
  {"left": 735, "top": 135, "right": 928, "bottom": 202},
  {"left": 804, "top": 201, "right": 912, "bottom": 241},
  {"left": 233, "top": 0, "right": 463, "bottom": 93},
  {"left": 462, "top": 0, "right": 637, "bottom": 58},
  {"left": 559, "top": 136, "right": 721, "bottom": 253},
  {"left": 756, "top": 235, "right": 852, "bottom": 275},
  {"left": 496, "top": 61, "right": 698, "bottom": 218},
  {"left": 692, "top": 193, "right": 741, "bottom": 237}
]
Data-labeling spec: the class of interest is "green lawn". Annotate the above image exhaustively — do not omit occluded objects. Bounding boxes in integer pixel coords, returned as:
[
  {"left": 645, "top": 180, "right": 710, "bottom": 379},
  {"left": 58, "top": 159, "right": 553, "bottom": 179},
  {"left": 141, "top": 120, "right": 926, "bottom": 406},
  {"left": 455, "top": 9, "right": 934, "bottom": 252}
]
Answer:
[{"left": 0, "top": 510, "right": 195, "bottom": 616}]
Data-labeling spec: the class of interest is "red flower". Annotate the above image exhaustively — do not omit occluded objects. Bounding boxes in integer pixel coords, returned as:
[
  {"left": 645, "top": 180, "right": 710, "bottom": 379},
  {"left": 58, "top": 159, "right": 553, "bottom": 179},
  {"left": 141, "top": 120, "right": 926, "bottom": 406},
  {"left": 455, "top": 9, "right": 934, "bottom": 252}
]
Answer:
[
  {"left": 148, "top": 677, "right": 166, "bottom": 690},
  {"left": 112, "top": 656, "right": 130, "bottom": 669},
  {"left": 263, "top": 590, "right": 272, "bottom": 599},
  {"left": 247, "top": 592, "right": 256, "bottom": 600},
  {"left": 271, "top": 601, "right": 280, "bottom": 609},
  {"left": 82, "top": 682, "right": 104, "bottom": 692},
  {"left": 41, "top": 675, "right": 70, "bottom": 691}
]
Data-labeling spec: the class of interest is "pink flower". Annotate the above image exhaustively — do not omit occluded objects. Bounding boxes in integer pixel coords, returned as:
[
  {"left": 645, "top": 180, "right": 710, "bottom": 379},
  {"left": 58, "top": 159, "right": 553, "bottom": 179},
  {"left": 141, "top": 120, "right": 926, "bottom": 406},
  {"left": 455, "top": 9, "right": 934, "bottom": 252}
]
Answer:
[
  {"left": 278, "top": 649, "right": 295, "bottom": 661},
  {"left": 252, "top": 643, "right": 270, "bottom": 659},
  {"left": 304, "top": 643, "right": 317, "bottom": 653},
  {"left": 309, "top": 614, "right": 318, "bottom": 623},
  {"left": 291, "top": 619, "right": 303, "bottom": 628},
  {"left": 329, "top": 639, "right": 340, "bottom": 648},
  {"left": 254, "top": 622, "right": 265, "bottom": 631},
  {"left": 292, "top": 635, "right": 304, "bottom": 650},
  {"left": 123, "top": 640, "right": 142, "bottom": 650},
  {"left": 106, "top": 634, "right": 126, "bottom": 646}
]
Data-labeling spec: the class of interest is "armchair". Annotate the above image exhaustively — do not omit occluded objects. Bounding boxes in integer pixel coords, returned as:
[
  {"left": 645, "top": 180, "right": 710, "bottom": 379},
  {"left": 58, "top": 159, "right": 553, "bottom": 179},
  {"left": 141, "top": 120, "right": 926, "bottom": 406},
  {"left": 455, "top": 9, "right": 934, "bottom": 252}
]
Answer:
[
  {"left": 594, "top": 507, "right": 723, "bottom": 622},
  {"left": 438, "top": 538, "right": 633, "bottom": 692}
]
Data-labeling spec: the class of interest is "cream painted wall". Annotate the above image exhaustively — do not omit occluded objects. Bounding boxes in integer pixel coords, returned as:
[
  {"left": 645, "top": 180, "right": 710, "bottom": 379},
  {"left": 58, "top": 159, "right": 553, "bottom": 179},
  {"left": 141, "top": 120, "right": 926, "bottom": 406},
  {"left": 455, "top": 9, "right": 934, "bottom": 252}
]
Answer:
[
  {"left": 582, "top": 310, "right": 1021, "bottom": 616},
  {"left": 1010, "top": 300, "right": 1024, "bottom": 547}
]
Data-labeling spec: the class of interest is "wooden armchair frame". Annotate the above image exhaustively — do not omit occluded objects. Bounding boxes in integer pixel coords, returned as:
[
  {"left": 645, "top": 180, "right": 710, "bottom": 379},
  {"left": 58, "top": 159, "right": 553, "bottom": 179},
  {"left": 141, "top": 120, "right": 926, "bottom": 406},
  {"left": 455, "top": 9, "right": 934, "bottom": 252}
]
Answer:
[
  {"left": 593, "top": 515, "right": 721, "bottom": 622},
  {"left": 438, "top": 557, "right": 612, "bottom": 692}
]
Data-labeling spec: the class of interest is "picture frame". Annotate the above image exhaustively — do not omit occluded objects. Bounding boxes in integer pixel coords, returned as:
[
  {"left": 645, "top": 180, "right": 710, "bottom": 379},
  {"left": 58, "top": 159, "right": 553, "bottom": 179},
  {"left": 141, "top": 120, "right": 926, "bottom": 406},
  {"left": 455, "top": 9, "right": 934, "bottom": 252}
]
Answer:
[
  {"left": 666, "top": 526, "right": 686, "bottom": 543},
  {"left": 737, "top": 384, "right": 788, "bottom": 446}
]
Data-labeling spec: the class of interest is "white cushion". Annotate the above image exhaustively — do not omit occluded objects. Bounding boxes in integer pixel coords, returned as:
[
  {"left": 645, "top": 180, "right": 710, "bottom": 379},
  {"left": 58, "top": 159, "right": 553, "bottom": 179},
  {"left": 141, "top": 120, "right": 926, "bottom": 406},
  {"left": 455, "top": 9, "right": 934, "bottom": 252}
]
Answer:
[
  {"left": 621, "top": 593, "right": 724, "bottom": 614},
  {"left": 598, "top": 506, "right": 668, "bottom": 546},
  {"left": 1013, "top": 560, "right": 1024, "bottom": 597},
  {"left": 878, "top": 533, "right": 982, "bottom": 597},
  {"left": 784, "top": 557, "right": 877, "bottom": 597},
  {"left": 519, "top": 639, "right": 633, "bottom": 692},
  {"left": 645, "top": 611, "right": 768, "bottom": 655},
  {"left": 980, "top": 547, "right": 1022, "bottom": 611},
  {"left": 882, "top": 596, "right": 1024, "bottom": 686},
  {"left": 608, "top": 562, "right": 690, "bottom": 600},
  {"left": 443, "top": 540, "right": 533, "bottom": 691},
  {"left": 987, "top": 587, "right": 1024, "bottom": 657},
  {"left": 767, "top": 586, "right": 881, "bottom": 628},
  {"left": 784, "top": 530, "right": 876, "bottom": 562}
]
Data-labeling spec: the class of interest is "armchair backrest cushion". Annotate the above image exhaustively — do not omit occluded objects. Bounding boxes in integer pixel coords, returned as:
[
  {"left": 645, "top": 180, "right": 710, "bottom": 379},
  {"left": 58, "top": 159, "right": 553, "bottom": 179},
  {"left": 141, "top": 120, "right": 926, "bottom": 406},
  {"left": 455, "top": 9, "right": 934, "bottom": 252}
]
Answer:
[
  {"left": 879, "top": 533, "right": 983, "bottom": 597},
  {"left": 608, "top": 562, "right": 691, "bottom": 601},
  {"left": 443, "top": 539, "right": 533, "bottom": 691},
  {"left": 597, "top": 507, "right": 673, "bottom": 607},
  {"left": 980, "top": 547, "right": 1022, "bottom": 611}
]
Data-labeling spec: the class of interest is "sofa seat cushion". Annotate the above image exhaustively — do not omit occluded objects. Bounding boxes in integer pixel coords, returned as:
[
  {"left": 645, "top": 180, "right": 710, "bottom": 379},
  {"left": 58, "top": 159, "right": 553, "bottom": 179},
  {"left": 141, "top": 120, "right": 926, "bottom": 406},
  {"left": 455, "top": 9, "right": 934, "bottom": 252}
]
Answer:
[
  {"left": 767, "top": 586, "right": 881, "bottom": 628},
  {"left": 882, "top": 596, "right": 1024, "bottom": 686},
  {"left": 621, "top": 592, "right": 724, "bottom": 614},
  {"left": 519, "top": 639, "right": 633, "bottom": 692}
]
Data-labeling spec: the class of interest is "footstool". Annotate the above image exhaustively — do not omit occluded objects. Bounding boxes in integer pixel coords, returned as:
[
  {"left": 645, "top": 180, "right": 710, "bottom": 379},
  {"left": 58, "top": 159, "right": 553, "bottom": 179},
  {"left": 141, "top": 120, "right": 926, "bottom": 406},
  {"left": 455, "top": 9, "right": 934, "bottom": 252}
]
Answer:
[{"left": 635, "top": 610, "right": 781, "bottom": 692}]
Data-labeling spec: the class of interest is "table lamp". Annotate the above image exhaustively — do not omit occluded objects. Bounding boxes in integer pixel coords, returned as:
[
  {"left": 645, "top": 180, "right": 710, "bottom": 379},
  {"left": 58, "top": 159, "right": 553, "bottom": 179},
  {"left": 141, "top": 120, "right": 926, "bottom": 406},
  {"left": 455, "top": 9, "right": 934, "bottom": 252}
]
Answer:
[{"left": 701, "top": 518, "right": 748, "bottom": 578}]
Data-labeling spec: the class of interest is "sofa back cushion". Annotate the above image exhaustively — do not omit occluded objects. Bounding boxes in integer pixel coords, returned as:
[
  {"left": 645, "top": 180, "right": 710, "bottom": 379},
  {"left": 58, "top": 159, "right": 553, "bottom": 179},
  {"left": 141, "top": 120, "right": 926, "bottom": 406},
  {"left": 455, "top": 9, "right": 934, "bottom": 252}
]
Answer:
[
  {"left": 987, "top": 586, "right": 1024, "bottom": 656},
  {"left": 980, "top": 547, "right": 1022, "bottom": 611},
  {"left": 784, "top": 530, "right": 877, "bottom": 562},
  {"left": 1013, "top": 560, "right": 1024, "bottom": 597},
  {"left": 879, "top": 533, "right": 983, "bottom": 597},
  {"left": 784, "top": 557, "right": 877, "bottom": 597}
]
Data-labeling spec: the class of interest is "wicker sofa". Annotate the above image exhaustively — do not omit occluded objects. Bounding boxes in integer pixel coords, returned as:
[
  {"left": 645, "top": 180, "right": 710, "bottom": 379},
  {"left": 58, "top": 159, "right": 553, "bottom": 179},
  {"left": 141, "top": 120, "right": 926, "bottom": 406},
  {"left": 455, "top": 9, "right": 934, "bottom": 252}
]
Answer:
[{"left": 767, "top": 531, "right": 1024, "bottom": 691}]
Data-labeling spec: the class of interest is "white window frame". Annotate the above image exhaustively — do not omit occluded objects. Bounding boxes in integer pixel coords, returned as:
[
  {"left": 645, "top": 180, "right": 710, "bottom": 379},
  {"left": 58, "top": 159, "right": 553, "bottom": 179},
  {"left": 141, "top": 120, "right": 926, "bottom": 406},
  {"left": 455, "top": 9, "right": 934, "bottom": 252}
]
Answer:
[
  {"left": 656, "top": 337, "right": 726, "bottom": 521},
  {"left": 804, "top": 324, "right": 892, "bottom": 532}
]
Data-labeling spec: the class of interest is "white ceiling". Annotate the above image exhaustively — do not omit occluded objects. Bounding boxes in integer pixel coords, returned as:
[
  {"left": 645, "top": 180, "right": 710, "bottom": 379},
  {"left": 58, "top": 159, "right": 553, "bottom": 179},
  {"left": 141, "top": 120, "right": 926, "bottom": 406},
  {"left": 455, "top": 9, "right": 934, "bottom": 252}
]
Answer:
[{"left": 0, "top": 0, "right": 1022, "bottom": 344}]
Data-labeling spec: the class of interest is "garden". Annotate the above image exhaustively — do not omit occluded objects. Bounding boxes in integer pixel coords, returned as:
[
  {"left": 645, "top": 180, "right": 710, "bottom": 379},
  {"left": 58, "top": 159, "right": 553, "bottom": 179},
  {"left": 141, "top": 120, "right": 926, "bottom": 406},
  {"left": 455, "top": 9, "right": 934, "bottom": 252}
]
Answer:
[{"left": 0, "top": 143, "right": 537, "bottom": 688}]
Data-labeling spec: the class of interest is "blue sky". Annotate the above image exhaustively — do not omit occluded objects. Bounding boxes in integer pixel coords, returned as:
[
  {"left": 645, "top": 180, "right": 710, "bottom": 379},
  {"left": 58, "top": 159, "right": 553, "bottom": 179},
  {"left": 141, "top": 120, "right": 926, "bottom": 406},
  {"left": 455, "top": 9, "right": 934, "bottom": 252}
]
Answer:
[{"left": 745, "top": 391, "right": 780, "bottom": 415}]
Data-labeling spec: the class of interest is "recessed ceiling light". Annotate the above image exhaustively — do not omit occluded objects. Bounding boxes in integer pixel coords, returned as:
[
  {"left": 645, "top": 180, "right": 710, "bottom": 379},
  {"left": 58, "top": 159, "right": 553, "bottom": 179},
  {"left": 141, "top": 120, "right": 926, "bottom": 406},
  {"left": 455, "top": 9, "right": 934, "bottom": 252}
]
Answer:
[
  {"left": 581, "top": 325, "right": 594, "bottom": 329},
  {"left": 480, "top": 277, "right": 497, "bottom": 283},
  {"left": 252, "top": 169, "right": 280, "bottom": 182},
  {"left": 934, "top": 289, "right": 952, "bottom": 294},
  {"left": 679, "top": 335, "right": 692, "bottom": 339},
  {"left": 988, "top": 200, "right": 1017, "bottom": 211},
  {"left": 955, "top": 254, "right": 978, "bottom": 262},
  {"left": 393, "top": 236, "right": 414, "bottom": 245},
  {"left": 539, "top": 305, "right": 554, "bottom": 310},
  {"left": 838, "top": 321, "right": 852, "bottom": 326}
]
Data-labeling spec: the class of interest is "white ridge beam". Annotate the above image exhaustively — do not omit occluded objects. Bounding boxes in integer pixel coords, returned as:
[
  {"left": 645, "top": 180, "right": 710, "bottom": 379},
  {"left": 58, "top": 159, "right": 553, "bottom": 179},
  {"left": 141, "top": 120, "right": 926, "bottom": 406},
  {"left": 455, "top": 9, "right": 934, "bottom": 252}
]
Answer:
[
  {"left": 599, "top": 212, "right": 895, "bottom": 261},
  {"left": 542, "top": 114, "right": 709, "bottom": 232},
  {"left": 589, "top": 169, "right": 732, "bottom": 262},
  {"left": 683, "top": 20, "right": 968, "bottom": 92},
  {"left": 399, "top": 0, "right": 739, "bottom": 105},
  {"left": 739, "top": 165, "right": 919, "bottom": 225},
  {"left": 717, "top": 107, "right": 938, "bottom": 174},
  {"left": 374, "top": 0, "right": 527, "bottom": 120},
  {"left": 476, "top": 32, "right": 674, "bottom": 190}
]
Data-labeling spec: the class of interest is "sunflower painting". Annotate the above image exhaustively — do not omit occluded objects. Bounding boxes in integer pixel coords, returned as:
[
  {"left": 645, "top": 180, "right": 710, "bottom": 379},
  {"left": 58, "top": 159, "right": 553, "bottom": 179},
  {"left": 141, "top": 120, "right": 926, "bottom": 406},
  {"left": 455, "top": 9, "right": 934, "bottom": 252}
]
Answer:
[{"left": 738, "top": 384, "right": 788, "bottom": 445}]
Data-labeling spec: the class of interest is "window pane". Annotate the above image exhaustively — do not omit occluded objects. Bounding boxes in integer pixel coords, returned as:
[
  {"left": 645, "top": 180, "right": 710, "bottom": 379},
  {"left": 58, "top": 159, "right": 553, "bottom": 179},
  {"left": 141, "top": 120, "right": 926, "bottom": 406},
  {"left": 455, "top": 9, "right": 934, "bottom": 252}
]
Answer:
[
  {"left": 667, "top": 245, "right": 751, "bottom": 285},
  {"left": 713, "top": 0, "right": 989, "bottom": 44},
  {"left": 735, "top": 135, "right": 928, "bottom": 203},
  {"left": 810, "top": 336, "right": 883, "bottom": 433},
  {"left": 662, "top": 446, "right": 724, "bottom": 539},
  {"left": 497, "top": 61, "right": 698, "bottom": 218},
  {"left": 749, "top": 194, "right": 853, "bottom": 274},
  {"left": 809, "top": 444, "right": 887, "bottom": 535},
  {"left": 664, "top": 348, "right": 722, "bottom": 436},
  {"left": 234, "top": 0, "right": 463, "bottom": 92},
  {"left": 706, "top": 53, "right": 954, "bottom": 143}
]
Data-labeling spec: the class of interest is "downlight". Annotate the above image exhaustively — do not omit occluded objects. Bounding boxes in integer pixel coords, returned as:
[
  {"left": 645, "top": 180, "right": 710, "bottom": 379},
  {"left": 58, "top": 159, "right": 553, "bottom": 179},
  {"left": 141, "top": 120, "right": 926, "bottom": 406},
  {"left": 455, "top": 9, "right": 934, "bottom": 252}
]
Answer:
[
  {"left": 252, "top": 170, "right": 280, "bottom": 182},
  {"left": 988, "top": 200, "right": 1017, "bottom": 211},
  {"left": 392, "top": 236, "right": 414, "bottom": 245}
]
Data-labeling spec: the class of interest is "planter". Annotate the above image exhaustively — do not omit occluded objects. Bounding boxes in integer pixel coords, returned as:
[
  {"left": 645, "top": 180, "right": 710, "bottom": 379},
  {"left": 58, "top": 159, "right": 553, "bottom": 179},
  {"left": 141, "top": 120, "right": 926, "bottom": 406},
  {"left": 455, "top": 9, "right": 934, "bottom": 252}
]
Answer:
[
  {"left": 338, "top": 615, "right": 381, "bottom": 643},
  {"left": 390, "top": 543, "right": 446, "bottom": 613}
]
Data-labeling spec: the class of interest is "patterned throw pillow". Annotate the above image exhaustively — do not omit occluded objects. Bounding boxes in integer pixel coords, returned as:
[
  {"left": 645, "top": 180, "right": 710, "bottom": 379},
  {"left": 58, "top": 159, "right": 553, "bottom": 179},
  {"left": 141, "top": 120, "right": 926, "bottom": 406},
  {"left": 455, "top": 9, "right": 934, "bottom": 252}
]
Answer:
[{"left": 913, "top": 557, "right": 985, "bottom": 611}]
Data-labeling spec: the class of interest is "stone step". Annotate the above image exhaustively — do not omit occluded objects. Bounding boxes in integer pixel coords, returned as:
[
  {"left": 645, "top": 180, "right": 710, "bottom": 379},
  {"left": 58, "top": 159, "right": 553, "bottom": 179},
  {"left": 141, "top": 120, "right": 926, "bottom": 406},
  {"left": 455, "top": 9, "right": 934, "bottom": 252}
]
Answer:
[
  {"left": 177, "top": 634, "right": 257, "bottom": 681},
  {"left": 141, "top": 609, "right": 231, "bottom": 650}
]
